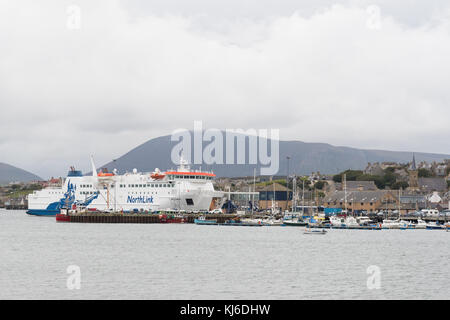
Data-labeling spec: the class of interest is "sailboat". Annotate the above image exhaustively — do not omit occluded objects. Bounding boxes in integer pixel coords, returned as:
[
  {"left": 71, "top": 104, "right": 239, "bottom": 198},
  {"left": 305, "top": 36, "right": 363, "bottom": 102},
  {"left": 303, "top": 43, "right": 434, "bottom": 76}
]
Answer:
[{"left": 283, "top": 176, "right": 307, "bottom": 226}]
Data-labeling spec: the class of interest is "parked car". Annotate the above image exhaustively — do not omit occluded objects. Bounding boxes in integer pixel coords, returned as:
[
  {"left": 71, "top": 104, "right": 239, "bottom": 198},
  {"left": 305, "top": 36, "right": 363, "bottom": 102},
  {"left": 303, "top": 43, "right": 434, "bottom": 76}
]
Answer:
[
  {"left": 441, "top": 210, "right": 450, "bottom": 217},
  {"left": 411, "top": 211, "right": 423, "bottom": 217}
]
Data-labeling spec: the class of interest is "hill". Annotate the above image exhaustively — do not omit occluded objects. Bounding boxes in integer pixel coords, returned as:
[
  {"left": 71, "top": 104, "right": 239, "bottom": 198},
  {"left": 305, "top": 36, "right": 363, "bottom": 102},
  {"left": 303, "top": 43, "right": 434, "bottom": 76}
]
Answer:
[
  {"left": 99, "top": 133, "right": 450, "bottom": 177},
  {"left": 0, "top": 163, "right": 42, "bottom": 185}
]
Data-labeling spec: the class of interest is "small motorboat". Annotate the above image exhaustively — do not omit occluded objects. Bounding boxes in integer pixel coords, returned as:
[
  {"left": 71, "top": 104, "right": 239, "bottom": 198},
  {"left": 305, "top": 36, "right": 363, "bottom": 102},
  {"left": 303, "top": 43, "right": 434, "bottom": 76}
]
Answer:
[
  {"left": 220, "top": 219, "right": 262, "bottom": 227},
  {"left": 381, "top": 219, "right": 400, "bottom": 229},
  {"left": 304, "top": 229, "right": 327, "bottom": 235},
  {"left": 415, "top": 219, "right": 427, "bottom": 229},
  {"left": 426, "top": 222, "right": 443, "bottom": 230},
  {"left": 399, "top": 220, "right": 415, "bottom": 230},
  {"left": 262, "top": 217, "right": 284, "bottom": 226},
  {"left": 194, "top": 216, "right": 218, "bottom": 225}
]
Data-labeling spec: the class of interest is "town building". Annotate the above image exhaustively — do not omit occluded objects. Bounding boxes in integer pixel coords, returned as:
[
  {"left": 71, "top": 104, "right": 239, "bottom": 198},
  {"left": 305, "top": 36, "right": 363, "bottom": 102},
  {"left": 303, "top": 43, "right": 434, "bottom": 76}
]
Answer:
[
  {"left": 335, "top": 181, "right": 378, "bottom": 191},
  {"left": 258, "top": 182, "right": 292, "bottom": 211},
  {"left": 322, "top": 190, "right": 397, "bottom": 213}
]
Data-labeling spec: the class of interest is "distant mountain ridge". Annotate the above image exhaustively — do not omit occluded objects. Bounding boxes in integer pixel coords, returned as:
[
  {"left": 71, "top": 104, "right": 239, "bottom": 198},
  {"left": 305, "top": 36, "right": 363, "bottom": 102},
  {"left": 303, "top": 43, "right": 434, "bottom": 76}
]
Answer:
[
  {"left": 99, "top": 133, "right": 450, "bottom": 177},
  {"left": 0, "top": 163, "right": 42, "bottom": 185}
]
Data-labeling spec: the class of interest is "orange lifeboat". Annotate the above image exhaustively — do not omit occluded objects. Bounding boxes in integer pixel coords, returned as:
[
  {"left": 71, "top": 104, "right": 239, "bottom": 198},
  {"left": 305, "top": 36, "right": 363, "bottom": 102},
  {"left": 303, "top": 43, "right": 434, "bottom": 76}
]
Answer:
[
  {"left": 151, "top": 172, "right": 166, "bottom": 180},
  {"left": 98, "top": 168, "right": 114, "bottom": 177},
  {"left": 151, "top": 168, "right": 165, "bottom": 180}
]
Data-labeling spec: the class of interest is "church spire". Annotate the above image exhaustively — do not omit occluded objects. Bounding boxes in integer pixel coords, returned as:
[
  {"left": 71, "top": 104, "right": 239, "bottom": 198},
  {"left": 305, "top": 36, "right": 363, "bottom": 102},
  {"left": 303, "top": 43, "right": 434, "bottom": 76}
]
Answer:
[{"left": 411, "top": 153, "right": 417, "bottom": 171}]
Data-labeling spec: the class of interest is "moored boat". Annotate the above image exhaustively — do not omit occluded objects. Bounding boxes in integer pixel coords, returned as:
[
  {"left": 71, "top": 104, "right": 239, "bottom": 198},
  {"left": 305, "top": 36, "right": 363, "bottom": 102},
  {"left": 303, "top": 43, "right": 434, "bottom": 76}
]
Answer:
[
  {"left": 426, "top": 222, "right": 443, "bottom": 230},
  {"left": 159, "top": 214, "right": 186, "bottom": 223},
  {"left": 283, "top": 217, "right": 307, "bottom": 226},
  {"left": 381, "top": 219, "right": 400, "bottom": 229},
  {"left": 27, "top": 156, "right": 223, "bottom": 216},
  {"left": 194, "top": 216, "right": 218, "bottom": 225}
]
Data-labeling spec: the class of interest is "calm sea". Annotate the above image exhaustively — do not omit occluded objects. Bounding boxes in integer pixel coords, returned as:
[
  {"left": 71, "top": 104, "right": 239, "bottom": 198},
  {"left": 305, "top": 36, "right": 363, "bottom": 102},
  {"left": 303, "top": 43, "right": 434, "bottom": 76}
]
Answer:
[{"left": 0, "top": 210, "right": 449, "bottom": 300}]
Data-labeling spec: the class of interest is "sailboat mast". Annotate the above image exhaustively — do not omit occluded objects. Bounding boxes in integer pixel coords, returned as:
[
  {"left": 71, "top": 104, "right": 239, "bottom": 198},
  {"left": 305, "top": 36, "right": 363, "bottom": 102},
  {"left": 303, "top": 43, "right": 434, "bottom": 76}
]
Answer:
[
  {"left": 344, "top": 173, "right": 348, "bottom": 215},
  {"left": 302, "top": 179, "right": 305, "bottom": 217},
  {"left": 251, "top": 168, "right": 256, "bottom": 217},
  {"left": 293, "top": 176, "right": 297, "bottom": 213}
]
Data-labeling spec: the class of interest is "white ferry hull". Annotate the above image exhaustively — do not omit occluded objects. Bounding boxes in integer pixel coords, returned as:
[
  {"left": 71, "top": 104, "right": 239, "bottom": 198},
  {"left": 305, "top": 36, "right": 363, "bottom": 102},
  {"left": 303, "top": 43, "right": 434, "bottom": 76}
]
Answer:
[{"left": 27, "top": 160, "right": 223, "bottom": 216}]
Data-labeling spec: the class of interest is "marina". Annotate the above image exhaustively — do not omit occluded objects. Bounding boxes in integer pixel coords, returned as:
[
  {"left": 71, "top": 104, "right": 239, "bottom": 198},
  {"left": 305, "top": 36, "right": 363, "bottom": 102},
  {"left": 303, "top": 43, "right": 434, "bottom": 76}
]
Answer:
[{"left": 52, "top": 209, "right": 450, "bottom": 231}]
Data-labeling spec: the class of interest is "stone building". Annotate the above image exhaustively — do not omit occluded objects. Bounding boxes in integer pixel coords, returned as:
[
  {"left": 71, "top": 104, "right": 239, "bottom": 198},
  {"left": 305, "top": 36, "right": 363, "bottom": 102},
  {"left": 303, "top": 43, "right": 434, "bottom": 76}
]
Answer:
[
  {"left": 335, "top": 181, "right": 378, "bottom": 191},
  {"left": 258, "top": 182, "right": 292, "bottom": 210},
  {"left": 323, "top": 190, "right": 397, "bottom": 213}
]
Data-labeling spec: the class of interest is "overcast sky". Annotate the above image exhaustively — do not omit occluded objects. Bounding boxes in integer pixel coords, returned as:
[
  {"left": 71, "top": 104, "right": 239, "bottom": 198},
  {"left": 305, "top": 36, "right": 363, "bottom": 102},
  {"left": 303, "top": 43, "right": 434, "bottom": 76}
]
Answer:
[{"left": 1, "top": 0, "right": 450, "bottom": 178}]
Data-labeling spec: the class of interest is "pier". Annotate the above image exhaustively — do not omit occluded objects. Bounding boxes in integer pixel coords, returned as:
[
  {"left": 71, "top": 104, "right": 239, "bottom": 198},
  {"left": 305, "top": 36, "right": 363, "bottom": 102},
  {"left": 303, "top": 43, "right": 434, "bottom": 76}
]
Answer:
[{"left": 57, "top": 212, "right": 245, "bottom": 224}]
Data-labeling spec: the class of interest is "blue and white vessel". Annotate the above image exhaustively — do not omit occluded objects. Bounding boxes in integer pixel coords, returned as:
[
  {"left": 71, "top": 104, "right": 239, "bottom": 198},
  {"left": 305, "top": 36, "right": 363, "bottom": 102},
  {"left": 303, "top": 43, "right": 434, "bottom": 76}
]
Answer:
[{"left": 27, "top": 157, "right": 223, "bottom": 216}]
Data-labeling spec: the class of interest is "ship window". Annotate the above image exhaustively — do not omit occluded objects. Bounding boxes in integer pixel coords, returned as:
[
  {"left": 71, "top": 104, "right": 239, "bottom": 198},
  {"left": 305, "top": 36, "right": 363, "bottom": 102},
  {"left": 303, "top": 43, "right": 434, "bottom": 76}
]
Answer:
[{"left": 186, "top": 199, "right": 194, "bottom": 205}]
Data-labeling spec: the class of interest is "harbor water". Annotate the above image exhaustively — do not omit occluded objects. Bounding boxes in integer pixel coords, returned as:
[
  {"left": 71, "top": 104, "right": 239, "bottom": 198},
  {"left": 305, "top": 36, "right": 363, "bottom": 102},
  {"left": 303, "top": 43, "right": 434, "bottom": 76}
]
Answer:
[{"left": 0, "top": 210, "right": 449, "bottom": 300}]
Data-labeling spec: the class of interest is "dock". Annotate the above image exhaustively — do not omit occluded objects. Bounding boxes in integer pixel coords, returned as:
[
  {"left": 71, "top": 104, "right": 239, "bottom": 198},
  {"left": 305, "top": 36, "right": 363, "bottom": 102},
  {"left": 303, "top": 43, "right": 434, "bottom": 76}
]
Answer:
[{"left": 57, "top": 212, "right": 244, "bottom": 224}]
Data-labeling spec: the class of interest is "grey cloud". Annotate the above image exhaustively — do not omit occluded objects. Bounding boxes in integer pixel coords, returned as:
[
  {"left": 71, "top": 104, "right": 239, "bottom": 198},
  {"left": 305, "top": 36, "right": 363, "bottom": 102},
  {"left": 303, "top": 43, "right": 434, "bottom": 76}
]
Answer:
[{"left": 0, "top": 0, "right": 450, "bottom": 178}]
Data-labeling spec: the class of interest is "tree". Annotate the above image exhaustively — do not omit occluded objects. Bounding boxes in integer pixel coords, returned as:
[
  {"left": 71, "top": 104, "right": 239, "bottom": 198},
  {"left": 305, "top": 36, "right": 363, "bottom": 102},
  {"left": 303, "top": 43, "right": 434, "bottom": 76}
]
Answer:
[
  {"left": 333, "top": 170, "right": 364, "bottom": 182},
  {"left": 383, "top": 171, "right": 397, "bottom": 188},
  {"left": 314, "top": 181, "right": 328, "bottom": 190},
  {"left": 418, "top": 168, "right": 433, "bottom": 178},
  {"left": 391, "top": 181, "right": 409, "bottom": 190}
]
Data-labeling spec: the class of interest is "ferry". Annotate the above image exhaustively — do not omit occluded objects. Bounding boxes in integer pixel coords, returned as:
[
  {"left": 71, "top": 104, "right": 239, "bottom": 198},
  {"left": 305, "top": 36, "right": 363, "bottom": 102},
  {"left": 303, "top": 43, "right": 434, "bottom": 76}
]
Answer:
[{"left": 27, "top": 156, "right": 223, "bottom": 216}]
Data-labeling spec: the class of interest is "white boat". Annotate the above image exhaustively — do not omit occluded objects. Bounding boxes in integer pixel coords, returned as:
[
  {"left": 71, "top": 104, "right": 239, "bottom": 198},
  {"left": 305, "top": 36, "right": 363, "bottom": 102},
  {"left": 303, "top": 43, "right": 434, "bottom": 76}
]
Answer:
[
  {"left": 344, "top": 216, "right": 360, "bottom": 229},
  {"left": 426, "top": 222, "right": 443, "bottom": 230},
  {"left": 415, "top": 219, "right": 427, "bottom": 229},
  {"left": 330, "top": 216, "right": 346, "bottom": 228},
  {"left": 27, "top": 156, "right": 224, "bottom": 216},
  {"left": 399, "top": 220, "right": 415, "bottom": 230},
  {"left": 262, "top": 217, "right": 284, "bottom": 226},
  {"left": 381, "top": 219, "right": 400, "bottom": 229}
]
